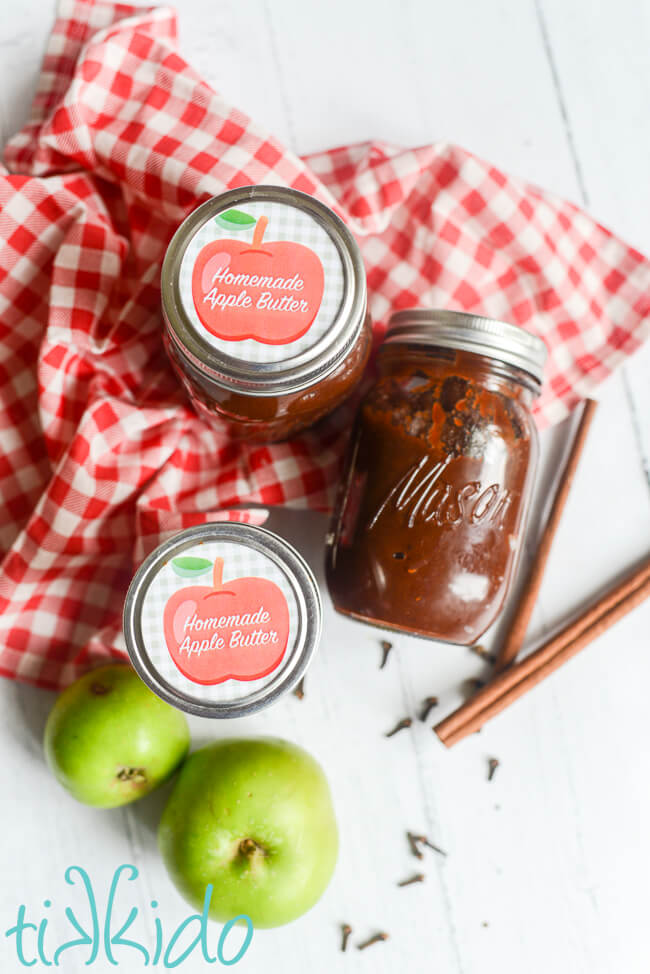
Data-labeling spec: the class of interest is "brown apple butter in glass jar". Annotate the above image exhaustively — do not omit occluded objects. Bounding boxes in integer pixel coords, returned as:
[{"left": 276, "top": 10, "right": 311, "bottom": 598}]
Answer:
[
  {"left": 325, "top": 310, "right": 547, "bottom": 644},
  {"left": 161, "top": 185, "right": 371, "bottom": 442}
]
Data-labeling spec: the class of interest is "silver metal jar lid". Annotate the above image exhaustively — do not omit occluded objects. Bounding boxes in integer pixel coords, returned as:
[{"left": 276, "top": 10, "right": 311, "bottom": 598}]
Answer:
[
  {"left": 384, "top": 309, "right": 548, "bottom": 385},
  {"left": 123, "top": 523, "right": 321, "bottom": 718},
  {"left": 162, "top": 185, "right": 367, "bottom": 397}
]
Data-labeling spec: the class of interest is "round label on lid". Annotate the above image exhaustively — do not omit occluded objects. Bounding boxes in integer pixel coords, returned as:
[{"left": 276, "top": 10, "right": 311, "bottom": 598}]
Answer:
[
  {"left": 123, "top": 524, "right": 321, "bottom": 717},
  {"left": 178, "top": 198, "right": 346, "bottom": 364}
]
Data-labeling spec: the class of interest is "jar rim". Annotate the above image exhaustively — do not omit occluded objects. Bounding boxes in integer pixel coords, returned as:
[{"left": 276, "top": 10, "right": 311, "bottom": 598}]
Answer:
[
  {"left": 384, "top": 309, "right": 547, "bottom": 386},
  {"left": 162, "top": 185, "right": 367, "bottom": 397}
]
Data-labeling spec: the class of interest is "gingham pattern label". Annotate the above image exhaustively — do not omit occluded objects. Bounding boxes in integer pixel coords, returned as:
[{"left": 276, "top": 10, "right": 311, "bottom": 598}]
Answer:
[
  {"left": 139, "top": 541, "right": 300, "bottom": 706},
  {"left": 178, "top": 200, "right": 345, "bottom": 364},
  {"left": 0, "top": 0, "right": 648, "bottom": 690}
]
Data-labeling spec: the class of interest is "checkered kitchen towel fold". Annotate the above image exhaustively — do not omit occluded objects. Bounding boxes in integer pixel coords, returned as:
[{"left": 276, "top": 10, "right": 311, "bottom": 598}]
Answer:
[{"left": 1, "top": 0, "right": 648, "bottom": 688}]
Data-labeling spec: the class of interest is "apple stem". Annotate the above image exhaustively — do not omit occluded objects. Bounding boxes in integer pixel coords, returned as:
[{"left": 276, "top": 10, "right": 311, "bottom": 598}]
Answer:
[
  {"left": 239, "top": 838, "right": 267, "bottom": 859},
  {"left": 116, "top": 766, "right": 147, "bottom": 785},
  {"left": 212, "top": 557, "right": 224, "bottom": 590},
  {"left": 251, "top": 215, "right": 268, "bottom": 250}
]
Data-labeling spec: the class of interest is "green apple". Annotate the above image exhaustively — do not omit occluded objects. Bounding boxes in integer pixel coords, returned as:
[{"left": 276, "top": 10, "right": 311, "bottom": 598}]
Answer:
[
  {"left": 44, "top": 664, "right": 190, "bottom": 808},
  {"left": 158, "top": 738, "right": 338, "bottom": 928}
]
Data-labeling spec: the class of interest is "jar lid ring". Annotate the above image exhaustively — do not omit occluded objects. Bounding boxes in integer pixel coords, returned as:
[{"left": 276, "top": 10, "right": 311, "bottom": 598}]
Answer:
[{"left": 384, "top": 309, "right": 548, "bottom": 385}]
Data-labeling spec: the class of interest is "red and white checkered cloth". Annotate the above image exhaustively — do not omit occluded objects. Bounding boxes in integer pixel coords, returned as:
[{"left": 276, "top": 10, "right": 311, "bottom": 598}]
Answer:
[{"left": 1, "top": 0, "right": 648, "bottom": 689}]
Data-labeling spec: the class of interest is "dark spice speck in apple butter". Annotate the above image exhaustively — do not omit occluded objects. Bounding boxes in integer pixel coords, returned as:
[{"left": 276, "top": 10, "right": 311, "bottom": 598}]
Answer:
[{"left": 326, "top": 344, "right": 540, "bottom": 644}]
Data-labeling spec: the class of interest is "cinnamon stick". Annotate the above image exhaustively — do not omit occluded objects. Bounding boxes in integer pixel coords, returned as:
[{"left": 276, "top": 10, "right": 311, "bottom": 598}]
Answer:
[
  {"left": 435, "top": 556, "right": 650, "bottom": 747},
  {"left": 495, "top": 399, "right": 598, "bottom": 671}
]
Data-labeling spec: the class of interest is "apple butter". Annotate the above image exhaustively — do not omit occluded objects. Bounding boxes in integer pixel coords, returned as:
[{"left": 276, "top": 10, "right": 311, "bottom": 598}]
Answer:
[
  {"left": 326, "top": 310, "right": 548, "bottom": 644},
  {"left": 161, "top": 186, "right": 370, "bottom": 442}
]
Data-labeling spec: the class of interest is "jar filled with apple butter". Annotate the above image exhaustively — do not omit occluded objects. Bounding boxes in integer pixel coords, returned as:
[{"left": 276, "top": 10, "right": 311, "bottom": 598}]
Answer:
[
  {"left": 326, "top": 310, "right": 548, "bottom": 645},
  {"left": 123, "top": 523, "right": 321, "bottom": 717},
  {"left": 162, "top": 185, "right": 371, "bottom": 442}
]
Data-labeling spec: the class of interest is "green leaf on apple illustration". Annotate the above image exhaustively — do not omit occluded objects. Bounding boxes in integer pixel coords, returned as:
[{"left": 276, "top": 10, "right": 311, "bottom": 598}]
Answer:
[
  {"left": 214, "top": 209, "right": 257, "bottom": 231},
  {"left": 171, "top": 556, "right": 213, "bottom": 578}
]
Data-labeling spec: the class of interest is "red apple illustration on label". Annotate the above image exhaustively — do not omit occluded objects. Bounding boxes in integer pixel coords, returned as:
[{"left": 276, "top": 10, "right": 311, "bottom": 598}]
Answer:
[
  {"left": 163, "top": 557, "right": 290, "bottom": 685},
  {"left": 191, "top": 214, "right": 325, "bottom": 345}
]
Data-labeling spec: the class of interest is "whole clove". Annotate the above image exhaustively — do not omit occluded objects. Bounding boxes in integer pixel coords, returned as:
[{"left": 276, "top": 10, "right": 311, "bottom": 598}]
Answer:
[
  {"left": 469, "top": 643, "right": 496, "bottom": 664},
  {"left": 379, "top": 640, "right": 393, "bottom": 669},
  {"left": 487, "top": 757, "right": 500, "bottom": 781},
  {"left": 406, "top": 831, "right": 424, "bottom": 859},
  {"left": 465, "top": 677, "right": 486, "bottom": 692},
  {"left": 419, "top": 696, "right": 439, "bottom": 722},
  {"left": 397, "top": 873, "right": 425, "bottom": 887},
  {"left": 340, "top": 924, "right": 352, "bottom": 952},
  {"left": 385, "top": 717, "right": 412, "bottom": 738},
  {"left": 357, "top": 932, "right": 389, "bottom": 951},
  {"left": 407, "top": 831, "right": 447, "bottom": 858},
  {"left": 415, "top": 833, "right": 447, "bottom": 857}
]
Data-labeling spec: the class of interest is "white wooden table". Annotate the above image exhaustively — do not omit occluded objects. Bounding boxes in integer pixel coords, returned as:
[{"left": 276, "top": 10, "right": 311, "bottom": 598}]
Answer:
[{"left": 1, "top": 1, "right": 649, "bottom": 971}]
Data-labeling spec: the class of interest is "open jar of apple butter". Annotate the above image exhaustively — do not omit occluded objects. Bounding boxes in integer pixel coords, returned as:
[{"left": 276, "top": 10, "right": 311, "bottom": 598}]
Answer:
[
  {"left": 162, "top": 185, "right": 371, "bottom": 442},
  {"left": 325, "top": 309, "right": 548, "bottom": 644}
]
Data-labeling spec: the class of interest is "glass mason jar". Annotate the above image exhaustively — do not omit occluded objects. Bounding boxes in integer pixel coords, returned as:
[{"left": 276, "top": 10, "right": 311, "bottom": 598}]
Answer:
[
  {"left": 326, "top": 310, "right": 548, "bottom": 645},
  {"left": 161, "top": 185, "right": 371, "bottom": 442}
]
